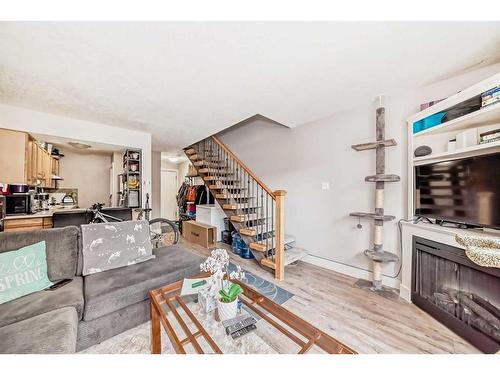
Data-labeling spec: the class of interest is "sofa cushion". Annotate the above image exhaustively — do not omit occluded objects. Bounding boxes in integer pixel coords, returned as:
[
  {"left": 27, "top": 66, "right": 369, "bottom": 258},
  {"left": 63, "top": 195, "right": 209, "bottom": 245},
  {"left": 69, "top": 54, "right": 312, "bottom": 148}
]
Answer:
[
  {"left": 0, "top": 306, "right": 78, "bottom": 354},
  {"left": 0, "top": 276, "right": 84, "bottom": 328},
  {"left": 83, "top": 244, "right": 203, "bottom": 321},
  {"left": 0, "top": 226, "right": 80, "bottom": 281}
]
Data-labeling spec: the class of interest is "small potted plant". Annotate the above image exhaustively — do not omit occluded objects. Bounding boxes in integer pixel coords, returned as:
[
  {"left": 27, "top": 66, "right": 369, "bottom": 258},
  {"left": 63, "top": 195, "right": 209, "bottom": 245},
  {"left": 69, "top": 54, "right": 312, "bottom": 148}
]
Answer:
[{"left": 200, "top": 249, "right": 245, "bottom": 321}]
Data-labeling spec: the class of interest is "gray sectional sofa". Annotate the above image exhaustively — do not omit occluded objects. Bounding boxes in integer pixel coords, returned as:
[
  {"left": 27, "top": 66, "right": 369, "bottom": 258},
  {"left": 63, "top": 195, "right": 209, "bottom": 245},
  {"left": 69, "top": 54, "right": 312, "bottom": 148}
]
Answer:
[{"left": 0, "top": 226, "right": 203, "bottom": 354}]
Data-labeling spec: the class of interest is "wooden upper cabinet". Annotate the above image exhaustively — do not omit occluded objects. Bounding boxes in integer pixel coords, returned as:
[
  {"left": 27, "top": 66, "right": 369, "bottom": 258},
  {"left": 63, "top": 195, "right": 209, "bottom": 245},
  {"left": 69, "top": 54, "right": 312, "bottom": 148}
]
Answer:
[
  {"left": 26, "top": 138, "right": 33, "bottom": 184},
  {"left": 0, "top": 129, "right": 29, "bottom": 184},
  {"left": 31, "top": 140, "right": 39, "bottom": 184},
  {"left": 0, "top": 129, "right": 57, "bottom": 187},
  {"left": 36, "top": 144, "right": 44, "bottom": 180},
  {"left": 43, "top": 150, "right": 52, "bottom": 186}
]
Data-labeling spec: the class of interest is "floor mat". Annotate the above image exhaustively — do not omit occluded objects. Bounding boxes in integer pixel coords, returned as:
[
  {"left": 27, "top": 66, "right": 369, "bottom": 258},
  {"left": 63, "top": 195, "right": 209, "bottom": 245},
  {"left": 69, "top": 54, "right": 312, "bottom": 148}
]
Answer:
[{"left": 228, "top": 263, "right": 294, "bottom": 306}]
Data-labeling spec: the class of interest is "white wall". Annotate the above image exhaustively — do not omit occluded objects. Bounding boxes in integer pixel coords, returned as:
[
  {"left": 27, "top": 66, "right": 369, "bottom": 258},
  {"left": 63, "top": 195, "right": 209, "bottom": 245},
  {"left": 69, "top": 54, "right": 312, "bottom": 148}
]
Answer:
[
  {"left": 177, "top": 161, "right": 190, "bottom": 184},
  {"left": 0, "top": 104, "right": 152, "bottom": 209},
  {"left": 58, "top": 147, "right": 112, "bottom": 208},
  {"left": 218, "top": 63, "right": 500, "bottom": 287}
]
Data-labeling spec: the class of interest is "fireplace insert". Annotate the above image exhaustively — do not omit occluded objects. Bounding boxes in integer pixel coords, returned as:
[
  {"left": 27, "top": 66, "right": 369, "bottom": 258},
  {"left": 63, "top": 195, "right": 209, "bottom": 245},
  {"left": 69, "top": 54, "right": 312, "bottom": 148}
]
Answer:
[{"left": 412, "top": 236, "right": 500, "bottom": 353}]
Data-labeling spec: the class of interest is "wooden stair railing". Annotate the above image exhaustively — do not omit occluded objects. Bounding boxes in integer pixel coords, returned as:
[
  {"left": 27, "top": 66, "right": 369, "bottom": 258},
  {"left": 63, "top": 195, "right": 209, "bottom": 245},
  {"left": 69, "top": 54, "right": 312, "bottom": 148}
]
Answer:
[{"left": 184, "top": 136, "right": 286, "bottom": 280}]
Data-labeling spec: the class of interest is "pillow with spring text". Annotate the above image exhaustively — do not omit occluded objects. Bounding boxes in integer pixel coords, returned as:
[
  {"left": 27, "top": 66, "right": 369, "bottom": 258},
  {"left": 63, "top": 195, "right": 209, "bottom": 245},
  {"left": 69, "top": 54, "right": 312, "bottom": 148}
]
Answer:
[{"left": 0, "top": 241, "right": 53, "bottom": 304}]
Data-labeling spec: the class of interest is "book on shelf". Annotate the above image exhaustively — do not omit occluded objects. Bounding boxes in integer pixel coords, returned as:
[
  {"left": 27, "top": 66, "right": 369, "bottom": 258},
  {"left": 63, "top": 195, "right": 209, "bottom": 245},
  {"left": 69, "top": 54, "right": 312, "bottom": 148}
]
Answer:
[
  {"left": 479, "top": 137, "right": 500, "bottom": 145},
  {"left": 481, "top": 95, "right": 500, "bottom": 107},
  {"left": 482, "top": 89, "right": 500, "bottom": 99},
  {"left": 419, "top": 98, "right": 445, "bottom": 111},
  {"left": 481, "top": 85, "right": 499, "bottom": 97}
]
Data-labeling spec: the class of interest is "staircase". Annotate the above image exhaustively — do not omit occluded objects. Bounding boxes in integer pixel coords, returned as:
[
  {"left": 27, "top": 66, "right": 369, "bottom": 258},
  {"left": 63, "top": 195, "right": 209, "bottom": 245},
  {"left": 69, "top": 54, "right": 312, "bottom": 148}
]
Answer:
[{"left": 184, "top": 136, "right": 307, "bottom": 280}]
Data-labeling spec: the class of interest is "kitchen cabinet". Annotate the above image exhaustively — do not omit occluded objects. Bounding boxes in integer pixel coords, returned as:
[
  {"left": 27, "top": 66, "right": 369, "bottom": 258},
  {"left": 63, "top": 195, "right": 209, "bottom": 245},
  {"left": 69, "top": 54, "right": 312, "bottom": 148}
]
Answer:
[
  {"left": 3, "top": 217, "right": 53, "bottom": 232},
  {"left": 42, "top": 150, "right": 51, "bottom": 186},
  {"left": 0, "top": 129, "right": 57, "bottom": 187},
  {"left": 0, "top": 129, "right": 28, "bottom": 184}
]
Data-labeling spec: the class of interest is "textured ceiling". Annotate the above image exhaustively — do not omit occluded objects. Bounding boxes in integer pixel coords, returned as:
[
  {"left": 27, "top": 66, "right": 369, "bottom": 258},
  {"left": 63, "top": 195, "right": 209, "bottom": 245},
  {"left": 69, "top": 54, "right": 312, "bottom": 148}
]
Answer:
[{"left": 1, "top": 22, "right": 499, "bottom": 152}]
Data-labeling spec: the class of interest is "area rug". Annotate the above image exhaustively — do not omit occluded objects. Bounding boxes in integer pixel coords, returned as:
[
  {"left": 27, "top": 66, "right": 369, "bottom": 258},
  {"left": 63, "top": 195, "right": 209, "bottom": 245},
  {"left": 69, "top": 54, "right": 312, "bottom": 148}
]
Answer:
[
  {"left": 80, "top": 302, "right": 277, "bottom": 354},
  {"left": 81, "top": 267, "right": 293, "bottom": 354},
  {"left": 228, "top": 263, "right": 294, "bottom": 305}
]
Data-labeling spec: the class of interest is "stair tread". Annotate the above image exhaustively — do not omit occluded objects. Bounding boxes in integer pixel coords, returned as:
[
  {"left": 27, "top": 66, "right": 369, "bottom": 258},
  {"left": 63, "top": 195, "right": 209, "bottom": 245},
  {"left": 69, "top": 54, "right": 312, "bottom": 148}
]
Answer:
[
  {"left": 203, "top": 176, "right": 240, "bottom": 181},
  {"left": 209, "top": 184, "right": 247, "bottom": 190},
  {"left": 260, "top": 247, "right": 308, "bottom": 269},
  {"left": 365, "top": 174, "right": 401, "bottom": 182},
  {"left": 198, "top": 168, "right": 233, "bottom": 174},
  {"left": 349, "top": 212, "right": 396, "bottom": 221},
  {"left": 249, "top": 235, "right": 295, "bottom": 251},
  {"left": 222, "top": 203, "right": 260, "bottom": 210},
  {"left": 216, "top": 194, "right": 254, "bottom": 199},
  {"left": 351, "top": 139, "right": 397, "bottom": 151},
  {"left": 364, "top": 249, "right": 399, "bottom": 263},
  {"left": 230, "top": 214, "right": 271, "bottom": 222},
  {"left": 184, "top": 148, "right": 196, "bottom": 155},
  {"left": 240, "top": 225, "right": 275, "bottom": 237}
]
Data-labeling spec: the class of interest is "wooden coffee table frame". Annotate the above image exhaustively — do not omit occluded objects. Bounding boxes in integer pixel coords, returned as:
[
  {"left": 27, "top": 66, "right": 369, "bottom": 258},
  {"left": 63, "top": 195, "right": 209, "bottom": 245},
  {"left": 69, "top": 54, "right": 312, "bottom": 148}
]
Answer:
[{"left": 149, "top": 273, "right": 356, "bottom": 354}]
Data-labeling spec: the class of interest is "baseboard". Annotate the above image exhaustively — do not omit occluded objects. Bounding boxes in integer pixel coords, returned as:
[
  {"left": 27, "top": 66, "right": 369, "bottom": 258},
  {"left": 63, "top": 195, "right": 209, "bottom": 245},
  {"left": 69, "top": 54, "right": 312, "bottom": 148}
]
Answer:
[
  {"left": 302, "top": 255, "right": 401, "bottom": 290},
  {"left": 399, "top": 284, "right": 412, "bottom": 302}
]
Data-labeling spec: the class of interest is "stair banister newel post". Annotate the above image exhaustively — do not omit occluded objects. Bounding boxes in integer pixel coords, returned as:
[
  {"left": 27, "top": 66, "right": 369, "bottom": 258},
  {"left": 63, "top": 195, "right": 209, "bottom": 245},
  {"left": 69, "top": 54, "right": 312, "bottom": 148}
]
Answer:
[{"left": 273, "top": 190, "right": 287, "bottom": 281}]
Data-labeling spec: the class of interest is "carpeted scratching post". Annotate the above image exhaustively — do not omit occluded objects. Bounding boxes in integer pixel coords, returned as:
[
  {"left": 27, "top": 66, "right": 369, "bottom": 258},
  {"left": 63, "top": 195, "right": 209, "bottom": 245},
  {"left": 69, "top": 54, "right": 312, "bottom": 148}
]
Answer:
[{"left": 350, "top": 96, "right": 400, "bottom": 300}]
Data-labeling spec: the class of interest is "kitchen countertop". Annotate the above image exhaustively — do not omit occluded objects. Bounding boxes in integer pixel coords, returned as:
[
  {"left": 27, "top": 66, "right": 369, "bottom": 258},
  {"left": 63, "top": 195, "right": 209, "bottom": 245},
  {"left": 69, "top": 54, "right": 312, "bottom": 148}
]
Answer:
[
  {"left": 4, "top": 206, "right": 84, "bottom": 220},
  {"left": 4, "top": 206, "right": 132, "bottom": 220}
]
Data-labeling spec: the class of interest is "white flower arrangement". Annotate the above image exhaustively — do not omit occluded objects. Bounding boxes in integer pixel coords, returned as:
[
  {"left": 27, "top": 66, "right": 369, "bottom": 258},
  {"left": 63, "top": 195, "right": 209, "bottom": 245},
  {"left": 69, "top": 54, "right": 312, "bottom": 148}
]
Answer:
[{"left": 200, "top": 248, "right": 245, "bottom": 297}]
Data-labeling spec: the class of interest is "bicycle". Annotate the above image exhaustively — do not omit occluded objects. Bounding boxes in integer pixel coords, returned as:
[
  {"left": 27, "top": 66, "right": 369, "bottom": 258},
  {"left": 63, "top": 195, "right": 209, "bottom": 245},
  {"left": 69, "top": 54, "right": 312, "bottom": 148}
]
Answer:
[{"left": 88, "top": 195, "right": 179, "bottom": 248}]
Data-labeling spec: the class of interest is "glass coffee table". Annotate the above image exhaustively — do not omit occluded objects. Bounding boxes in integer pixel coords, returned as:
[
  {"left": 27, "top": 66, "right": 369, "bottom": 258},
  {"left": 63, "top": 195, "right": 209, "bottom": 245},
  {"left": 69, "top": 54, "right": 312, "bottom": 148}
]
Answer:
[{"left": 148, "top": 273, "right": 356, "bottom": 354}]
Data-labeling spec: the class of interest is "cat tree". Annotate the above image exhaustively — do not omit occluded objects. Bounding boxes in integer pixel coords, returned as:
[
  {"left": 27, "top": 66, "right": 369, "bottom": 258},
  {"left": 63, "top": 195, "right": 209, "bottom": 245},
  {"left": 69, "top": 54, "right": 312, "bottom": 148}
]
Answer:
[{"left": 350, "top": 97, "right": 400, "bottom": 299}]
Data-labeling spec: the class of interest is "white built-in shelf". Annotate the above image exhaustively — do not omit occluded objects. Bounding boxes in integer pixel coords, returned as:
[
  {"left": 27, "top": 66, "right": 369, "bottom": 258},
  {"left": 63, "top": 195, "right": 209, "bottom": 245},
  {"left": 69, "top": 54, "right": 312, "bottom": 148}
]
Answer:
[
  {"left": 414, "top": 102, "right": 500, "bottom": 138},
  {"left": 406, "top": 72, "right": 500, "bottom": 222},
  {"left": 413, "top": 140, "right": 500, "bottom": 166}
]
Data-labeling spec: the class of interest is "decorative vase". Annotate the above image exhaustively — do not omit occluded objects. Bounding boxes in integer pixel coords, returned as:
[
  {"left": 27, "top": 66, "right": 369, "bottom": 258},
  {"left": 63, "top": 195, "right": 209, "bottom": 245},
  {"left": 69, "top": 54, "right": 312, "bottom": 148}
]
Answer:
[
  {"left": 198, "top": 288, "right": 218, "bottom": 313},
  {"left": 216, "top": 297, "right": 239, "bottom": 321}
]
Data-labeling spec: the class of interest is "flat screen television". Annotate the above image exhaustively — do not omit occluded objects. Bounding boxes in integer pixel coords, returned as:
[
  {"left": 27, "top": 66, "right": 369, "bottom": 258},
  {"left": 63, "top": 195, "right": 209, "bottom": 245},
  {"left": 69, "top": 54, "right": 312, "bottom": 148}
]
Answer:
[{"left": 414, "top": 152, "right": 500, "bottom": 229}]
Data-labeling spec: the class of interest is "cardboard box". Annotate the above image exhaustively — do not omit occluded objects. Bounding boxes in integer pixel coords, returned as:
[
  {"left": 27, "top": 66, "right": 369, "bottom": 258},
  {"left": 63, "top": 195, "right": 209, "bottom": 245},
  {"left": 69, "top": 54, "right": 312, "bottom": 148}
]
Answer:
[{"left": 182, "top": 220, "right": 217, "bottom": 248}]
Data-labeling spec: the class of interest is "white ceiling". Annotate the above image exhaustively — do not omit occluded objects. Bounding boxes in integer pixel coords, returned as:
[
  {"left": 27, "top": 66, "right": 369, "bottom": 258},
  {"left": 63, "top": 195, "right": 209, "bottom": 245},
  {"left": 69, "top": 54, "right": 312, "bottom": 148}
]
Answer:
[
  {"left": 1, "top": 22, "right": 499, "bottom": 152},
  {"left": 32, "top": 132, "right": 124, "bottom": 154}
]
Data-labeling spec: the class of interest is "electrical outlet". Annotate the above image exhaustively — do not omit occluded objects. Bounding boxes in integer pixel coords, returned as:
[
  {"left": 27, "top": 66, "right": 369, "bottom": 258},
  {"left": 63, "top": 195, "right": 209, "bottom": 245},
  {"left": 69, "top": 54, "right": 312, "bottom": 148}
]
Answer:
[{"left": 321, "top": 182, "right": 330, "bottom": 190}]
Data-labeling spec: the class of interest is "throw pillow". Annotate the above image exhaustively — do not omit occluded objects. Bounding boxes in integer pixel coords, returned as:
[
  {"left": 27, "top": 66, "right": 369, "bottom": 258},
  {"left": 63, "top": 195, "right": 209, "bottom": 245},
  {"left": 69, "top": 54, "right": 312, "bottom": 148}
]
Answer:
[
  {"left": 0, "top": 241, "right": 53, "bottom": 304},
  {"left": 81, "top": 220, "right": 155, "bottom": 276}
]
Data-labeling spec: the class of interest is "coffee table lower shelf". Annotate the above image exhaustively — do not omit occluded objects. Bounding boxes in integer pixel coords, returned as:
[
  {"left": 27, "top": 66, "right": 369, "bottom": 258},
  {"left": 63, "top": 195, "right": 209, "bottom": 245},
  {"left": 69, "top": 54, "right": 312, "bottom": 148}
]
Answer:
[{"left": 149, "top": 273, "right": 356, "bottom": 354}]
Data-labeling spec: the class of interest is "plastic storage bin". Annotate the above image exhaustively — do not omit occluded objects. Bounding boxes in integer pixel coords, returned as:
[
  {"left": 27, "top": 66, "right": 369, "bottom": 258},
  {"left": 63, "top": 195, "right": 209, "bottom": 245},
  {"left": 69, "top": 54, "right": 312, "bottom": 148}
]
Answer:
[
  {"left": 231, "top": 232, "right": 254, "bottom": 259},
  {"left": 413, "top": 112, "right": 446, "bottom": 134}
]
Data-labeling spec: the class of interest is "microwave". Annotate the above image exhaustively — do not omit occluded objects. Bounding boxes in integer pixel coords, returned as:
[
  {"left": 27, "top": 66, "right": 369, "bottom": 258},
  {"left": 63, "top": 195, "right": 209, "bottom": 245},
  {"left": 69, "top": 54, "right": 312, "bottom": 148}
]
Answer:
[{"left": 5, "top": 193, "right": 36, "bottom": 215}]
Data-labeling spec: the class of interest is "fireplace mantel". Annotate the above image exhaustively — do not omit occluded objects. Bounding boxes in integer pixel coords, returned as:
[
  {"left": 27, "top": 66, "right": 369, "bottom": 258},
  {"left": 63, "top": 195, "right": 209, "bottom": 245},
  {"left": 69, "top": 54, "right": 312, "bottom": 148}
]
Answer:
[{"left": 399, "top": 222, "right": 500, "bottom": 301}]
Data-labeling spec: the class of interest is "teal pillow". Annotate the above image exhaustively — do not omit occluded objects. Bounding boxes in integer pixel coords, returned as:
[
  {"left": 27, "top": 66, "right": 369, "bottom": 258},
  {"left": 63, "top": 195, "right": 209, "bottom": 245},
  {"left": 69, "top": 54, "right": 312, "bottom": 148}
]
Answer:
[{"left": 0, "top": 241, "right": 53, "bottom": 304}]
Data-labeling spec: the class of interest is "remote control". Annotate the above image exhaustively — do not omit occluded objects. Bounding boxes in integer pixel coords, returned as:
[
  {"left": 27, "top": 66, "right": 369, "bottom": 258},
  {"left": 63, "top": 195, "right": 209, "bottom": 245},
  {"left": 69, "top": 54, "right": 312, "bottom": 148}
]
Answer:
[
  {"left": 222, "top": 314, "right": 250, "bottom": 328},
  {"left": 231, "top": 324, "right": 256, "bottom": 339},
  {"left": 225, "top": 316, "right": 257, "bottom": 335}
]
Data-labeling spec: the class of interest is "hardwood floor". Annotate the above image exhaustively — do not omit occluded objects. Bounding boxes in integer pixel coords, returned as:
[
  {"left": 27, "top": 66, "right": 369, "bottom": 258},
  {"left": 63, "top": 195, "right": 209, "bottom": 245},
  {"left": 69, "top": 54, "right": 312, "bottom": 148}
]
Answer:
[{"left": 182, "top": 239, "right": 480, "bottom": 354}]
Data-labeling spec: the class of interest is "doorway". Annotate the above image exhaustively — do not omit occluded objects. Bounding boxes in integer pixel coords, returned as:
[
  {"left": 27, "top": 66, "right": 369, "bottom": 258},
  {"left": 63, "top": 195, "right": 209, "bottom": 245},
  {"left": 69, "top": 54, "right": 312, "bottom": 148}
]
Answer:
[{"left": 161, "top": 169, "right": 178, "bottom": 220}]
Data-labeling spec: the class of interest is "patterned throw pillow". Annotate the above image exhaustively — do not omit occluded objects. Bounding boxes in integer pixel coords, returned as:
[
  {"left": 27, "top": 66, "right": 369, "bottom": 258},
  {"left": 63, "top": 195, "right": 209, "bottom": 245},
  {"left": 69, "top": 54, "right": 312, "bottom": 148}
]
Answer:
[
  {"left": 0, "top": 241, "right": 53, "bottom": 304},
  {"left": 81, "top": 220, "right": 155, "bottom": 276}
]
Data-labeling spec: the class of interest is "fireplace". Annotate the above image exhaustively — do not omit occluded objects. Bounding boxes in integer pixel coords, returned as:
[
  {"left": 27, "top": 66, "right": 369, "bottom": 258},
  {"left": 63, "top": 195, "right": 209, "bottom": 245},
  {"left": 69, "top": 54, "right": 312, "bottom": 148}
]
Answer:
[{"left": 412, "top": 236, "right": 500, "bottom": 353}]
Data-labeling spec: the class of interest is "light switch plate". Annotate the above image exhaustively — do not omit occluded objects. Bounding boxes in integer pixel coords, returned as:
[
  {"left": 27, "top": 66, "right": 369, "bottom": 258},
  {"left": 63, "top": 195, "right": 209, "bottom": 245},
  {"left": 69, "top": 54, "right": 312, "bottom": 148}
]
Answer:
[{"left": 322, "top": 182, "right": 330, "bottom": 190}]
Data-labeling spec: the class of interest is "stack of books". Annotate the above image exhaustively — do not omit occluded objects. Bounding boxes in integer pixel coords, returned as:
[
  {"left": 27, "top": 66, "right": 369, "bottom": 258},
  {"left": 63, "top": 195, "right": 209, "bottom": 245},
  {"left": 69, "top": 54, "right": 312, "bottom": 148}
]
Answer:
[
  {"left": 481, "top": 86, "right": 500, "bottom": 108},
  {"left": 479, "top": 128, "right": 500, "bottom": 145}
]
